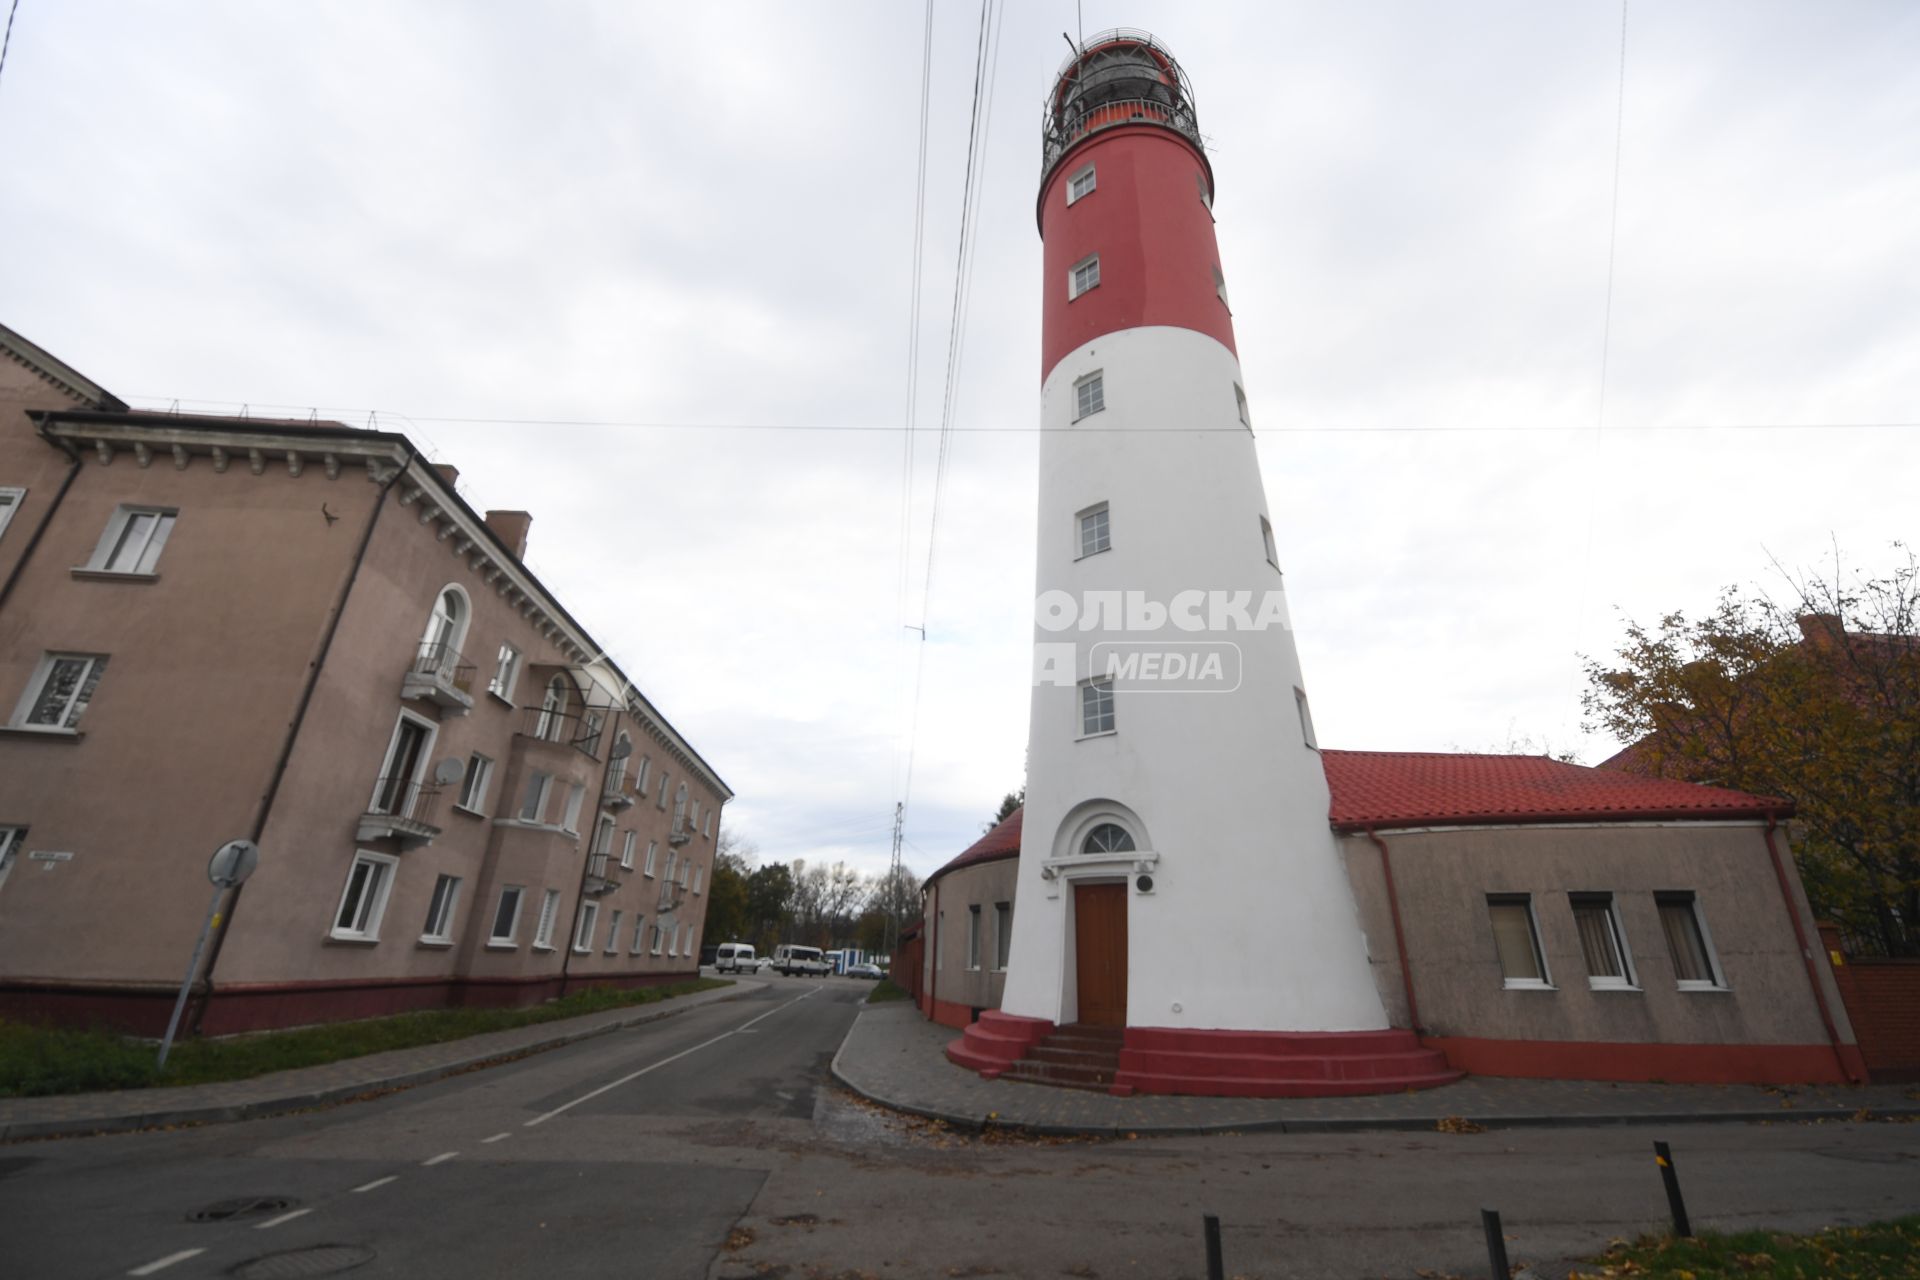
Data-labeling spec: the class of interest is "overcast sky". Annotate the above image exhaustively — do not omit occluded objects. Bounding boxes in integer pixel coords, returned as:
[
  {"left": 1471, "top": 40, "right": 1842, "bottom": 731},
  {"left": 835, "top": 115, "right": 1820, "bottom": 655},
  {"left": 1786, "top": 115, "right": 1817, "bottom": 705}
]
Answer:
[{"left": 3, "top": 2, "right": 1916, "bottom": 885}]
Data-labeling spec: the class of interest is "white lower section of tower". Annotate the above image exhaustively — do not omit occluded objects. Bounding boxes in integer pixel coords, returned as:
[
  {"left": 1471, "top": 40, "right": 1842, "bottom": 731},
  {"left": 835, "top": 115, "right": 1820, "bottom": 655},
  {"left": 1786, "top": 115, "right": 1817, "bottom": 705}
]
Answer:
[{"left": 999, "top": 326, "right": 1388, "bottom": 1033}]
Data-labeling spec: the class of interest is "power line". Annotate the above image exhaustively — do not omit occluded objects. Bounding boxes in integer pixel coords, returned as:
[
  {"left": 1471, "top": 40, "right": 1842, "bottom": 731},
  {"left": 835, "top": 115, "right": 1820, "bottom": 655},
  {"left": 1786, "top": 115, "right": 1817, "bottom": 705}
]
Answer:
[
  {"left": 0, "top": 0, "right": 21, "bottom": 93},
  {"left": 897, "top": 0, "right": 936, "bottom": 648}
]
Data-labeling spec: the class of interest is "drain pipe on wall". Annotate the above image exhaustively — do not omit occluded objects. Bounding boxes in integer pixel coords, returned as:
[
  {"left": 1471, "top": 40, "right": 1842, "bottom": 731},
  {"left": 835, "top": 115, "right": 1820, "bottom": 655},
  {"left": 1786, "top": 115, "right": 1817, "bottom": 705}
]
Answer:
[
  {"left": 0, "top": 428, "right": 83, "bottom": 614},
  {"left": 1366, "top": 828, "right": 1421, "bottom": 1033},
  {"left": 1761, "top": 812, "right": 1863, "bottom": 1083},
  {"left": 927, "top": 878, "right": 941, "bottom": 1020}
]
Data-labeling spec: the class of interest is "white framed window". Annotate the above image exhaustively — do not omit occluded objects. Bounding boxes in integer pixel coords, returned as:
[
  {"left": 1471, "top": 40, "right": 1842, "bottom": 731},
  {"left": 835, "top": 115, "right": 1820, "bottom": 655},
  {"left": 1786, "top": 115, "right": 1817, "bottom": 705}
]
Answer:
[
  {"left": 1077, "top": 503, "right": 1111, "bottom": 559},
  {"left": 1066, "top": 162, "right": 1096, "bottom": 204},
  {"left": 572, "top": 900, "right": 599, "bottom": 953},
  {"left": 561, "top": 783, "right": 587, "bottom": 834},
  {"left": 1233, "top": 383, "right": 1250, "bottom": 427},
  {"left": 0, "top": 488, "right": 24, "bottom": 543},
  {"left": 0, "top": 826, "right": 27, "bottom": 895},
  {"left": 1571, "top": 893, "right": 1637, "bottom": 989},
  {"left": 666, "top": 923, "right": 679, "bottom": 957},
  {"left": 1260, "top": 516, "right": 1279, "bottom": 569},
  {"left": 518, "top": 771, "right": 554, "bottom": 823},
  {"left": 1212, "top": 263, "right": 1229, "bottom": 309},
  {"left": 89, "top": 506, "right": 176, "bottom": 575},
  {"left": 607, "top": 734, "right": 632, "bottom": 796},
  {"left": 369, "top": 711, "right": 436, "bottom": 817},
  {"left": 1073, "top": 370, "right": 1105, "bottom": 420},
  {"left": 704, "top": 811, "right": 714, "bottom": 838},
  {"left": 419, "top": 585, "right": 470, "bottom": 673},
  {"left": 679, "top": 923, "right": 692, "bottom": 956},
  {"left": 331, "top": 852, "right": 398, "bottom": 941},
  {"left": 533, "top": 888, "right": 560, "bottom": 949},
  {"left": 489, "top": 885, "right": 525, "bottom": 945},
  {"left": 1079, "top": 676, "right": 1115, "bottom": 737},
  {"left": 657, "top": 773, "right": 670, "bottom": 809},
  {"left": 643, "top": 840, "right": 659, "bottom": 877},
  {"left": 967, "top": 904, "right": 982, "bottom": 970},
  {"left": 592, "top": 814, "right": 615, "bottom": 861},
  {"left": 649, "top": 923, "right": 664, "bottom": 955},
  {"left": 1487, "top": 894, "right": 1551, "bottom": 989},
  {"left": 665, "top": 851, "right": 678, "bottom": 884},
  {"left": 489, "top": 643, "right": 522, "bottom": 702},
  {"left": 620, "top": 830, "right": 638, "bottom": 870},
  {"left": 456, "top": 753, "right": 494, "bottom": 814},
  {"left": 1069, "top": 253, "right": 1100, "bottom": 300},
  {"left": 678, "top": 859, "right": 690, "bottom": 889},
  {"left": 630, "top": 913, "right": 648, "bottom": 954},
  {"left": 1294, "top": 687, "right": 1317, "bottom": 750},
  {"left": 11, "top": 653, "right": 109, "bottom": 731},
  {"left": 1083, "top": 823, "right": 1135, "bottom": 855},
  {"left": 534, "top": 674, "right": 570, "bottom": 741},
  {"left": 421, "top": 873, "right": 462, "bottom": 942},
  {"left": 994, "top": 902, "right": 1012, "bottom": 970},
  {"left": 692, "top": 863, "right": 704, "bottom": 895},
  {"left": 673, "top": 782, "right": 689, "bottom": 831},
  {"left": 634, "top": 756, "right": 651, "bottom": 793},
  {"left": 605, "top": 909, "right": 624, "bottom": 953},
  {"left": 1656, "top": 892, "right": 1726, "bottom": 989}
]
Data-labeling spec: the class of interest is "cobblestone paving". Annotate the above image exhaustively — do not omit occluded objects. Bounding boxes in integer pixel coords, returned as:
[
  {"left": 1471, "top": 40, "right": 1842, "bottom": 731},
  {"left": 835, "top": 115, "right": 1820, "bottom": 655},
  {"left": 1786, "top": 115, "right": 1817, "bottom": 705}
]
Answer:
[
  {"left": 832, "top": 1002, "right": 1920, "bottom": 1135},
  {"left": 0, "top": 980, "right": 759, "bottom": 1141}
]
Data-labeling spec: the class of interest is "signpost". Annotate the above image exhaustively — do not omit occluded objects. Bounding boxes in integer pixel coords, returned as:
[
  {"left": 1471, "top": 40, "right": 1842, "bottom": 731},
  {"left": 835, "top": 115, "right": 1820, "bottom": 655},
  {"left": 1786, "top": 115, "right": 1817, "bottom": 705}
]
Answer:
[{"left": 156, "top": 840, "right": 259, "bottom": 1072}]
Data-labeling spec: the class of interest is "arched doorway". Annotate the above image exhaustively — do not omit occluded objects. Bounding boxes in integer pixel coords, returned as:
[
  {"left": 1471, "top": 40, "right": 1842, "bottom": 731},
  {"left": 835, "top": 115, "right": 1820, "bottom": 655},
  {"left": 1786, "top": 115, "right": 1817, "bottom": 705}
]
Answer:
[{"left": 1073, "top": 822, "right": 1134, "bottom": 1027}]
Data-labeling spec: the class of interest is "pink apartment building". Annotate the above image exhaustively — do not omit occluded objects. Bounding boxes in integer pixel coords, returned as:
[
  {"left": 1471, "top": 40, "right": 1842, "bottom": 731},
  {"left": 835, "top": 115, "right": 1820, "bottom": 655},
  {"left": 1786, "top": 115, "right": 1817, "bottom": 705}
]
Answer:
[{"left": 0, "top": 323, "right": 730, "bottom": 1034}]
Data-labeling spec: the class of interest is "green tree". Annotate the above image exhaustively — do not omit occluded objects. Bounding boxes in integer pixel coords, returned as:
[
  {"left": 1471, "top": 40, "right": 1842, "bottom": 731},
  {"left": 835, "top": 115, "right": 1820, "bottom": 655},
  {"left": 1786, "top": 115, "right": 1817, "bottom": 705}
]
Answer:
[
  {"left": 990, "top": 787, "right": 1024, "bottom": 828},
  {"left": 743, "top": 862, "right": 794, "bottom": 953},
  {"left": 700, "top": 850, "right": 751, "bottom": 945},
  {"left": 1583, "top": 549, "right": 1920, "bottom": 954}
]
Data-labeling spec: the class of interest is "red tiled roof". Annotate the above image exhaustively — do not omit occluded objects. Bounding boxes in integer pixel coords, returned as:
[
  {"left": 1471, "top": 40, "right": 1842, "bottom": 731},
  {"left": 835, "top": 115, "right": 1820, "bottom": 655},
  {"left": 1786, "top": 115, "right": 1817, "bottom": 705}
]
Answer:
[
  {"left": 1322, "top": 750, "right": 1788, "bottom": 832},
  {"left": 926, "top": 809, "right": 1023, "bottom": 885}
]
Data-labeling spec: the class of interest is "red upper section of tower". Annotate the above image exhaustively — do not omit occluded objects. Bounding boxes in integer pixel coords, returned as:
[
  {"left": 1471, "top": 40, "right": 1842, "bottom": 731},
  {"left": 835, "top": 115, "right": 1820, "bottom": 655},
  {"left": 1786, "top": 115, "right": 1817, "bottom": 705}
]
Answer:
[{"left": 1037, "top": 32, "right": 1235, "bottom": 381}]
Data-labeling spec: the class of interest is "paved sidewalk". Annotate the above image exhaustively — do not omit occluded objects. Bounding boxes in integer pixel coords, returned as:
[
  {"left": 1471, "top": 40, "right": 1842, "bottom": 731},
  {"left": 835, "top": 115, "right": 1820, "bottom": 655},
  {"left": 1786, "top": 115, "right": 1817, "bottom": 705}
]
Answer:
[
  {"left": 832, "top": 1001, "right": 1920, "bottom": 1136},
  {"left": 0, "top": 979, "right": 762, "bottom": 1142}
]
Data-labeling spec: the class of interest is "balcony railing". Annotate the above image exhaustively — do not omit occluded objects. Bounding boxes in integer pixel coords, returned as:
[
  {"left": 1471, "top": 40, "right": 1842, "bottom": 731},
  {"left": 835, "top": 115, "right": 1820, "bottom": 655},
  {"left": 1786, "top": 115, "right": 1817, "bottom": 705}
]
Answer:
[
  {"left": 516, "top": 705, "right": 605, "bottom": 761},
  {"left": 1042, "top": 94, "right": 1200, "bottom": 175},
  {"left": 358, "top": 776, "right": 443, "bottom": 846},
  {"left": 401, "top": 640, "right": 476, "bottom": 712},
  {"left": 584, "top": 850, "right": 622, "bottom": 897}
]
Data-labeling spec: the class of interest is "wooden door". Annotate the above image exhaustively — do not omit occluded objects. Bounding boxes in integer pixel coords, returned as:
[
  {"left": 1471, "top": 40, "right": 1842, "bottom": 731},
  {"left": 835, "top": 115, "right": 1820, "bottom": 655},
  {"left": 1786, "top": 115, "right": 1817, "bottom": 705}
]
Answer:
[{"left": 1074, "top": 882, "right": 1128, "bottom": 1026}]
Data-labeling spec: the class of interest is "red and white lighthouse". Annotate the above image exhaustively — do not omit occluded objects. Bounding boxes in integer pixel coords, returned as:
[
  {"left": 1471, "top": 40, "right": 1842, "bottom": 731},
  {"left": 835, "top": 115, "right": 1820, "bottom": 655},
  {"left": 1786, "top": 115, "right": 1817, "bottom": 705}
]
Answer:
[{"left": 961, "top": 31, "right": 1455, "bottom": 1095}]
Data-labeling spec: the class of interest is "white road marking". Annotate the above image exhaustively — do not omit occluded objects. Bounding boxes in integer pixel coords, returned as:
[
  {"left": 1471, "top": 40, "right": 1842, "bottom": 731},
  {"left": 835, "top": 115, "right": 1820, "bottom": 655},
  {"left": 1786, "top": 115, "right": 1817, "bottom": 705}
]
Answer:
[
  {"left": 422, "top": 1151, "right": 459, "bottom": 1166},
  {"left": 481, "top": 1132, "right": 512, "bottom": 1144},
  {"left": 523, "top": 988, "right": 819, "bottom": 1128},
  {"left": 254, "top": 1208, "right": 312, "bottom": 1230},
  {"left": 352, "top": 1175, "right": 398, "bottom": 1193},
  {"left": 129, "top": 1249, "right": 205, "bottom": 1276}
]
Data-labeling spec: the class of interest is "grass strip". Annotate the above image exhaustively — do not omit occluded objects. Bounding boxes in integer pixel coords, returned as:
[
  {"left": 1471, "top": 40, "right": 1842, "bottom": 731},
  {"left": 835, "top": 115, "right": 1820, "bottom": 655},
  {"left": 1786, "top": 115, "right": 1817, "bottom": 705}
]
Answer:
[
  {"left": 866, "top": 978, "right": 910, "bottom": 1004},
  {"left": 1572, "top": 1216, "right": 1920, "bottom": 1279},
  {"left": 0, "top": 977, "right": 731, "bottom": 1098}
]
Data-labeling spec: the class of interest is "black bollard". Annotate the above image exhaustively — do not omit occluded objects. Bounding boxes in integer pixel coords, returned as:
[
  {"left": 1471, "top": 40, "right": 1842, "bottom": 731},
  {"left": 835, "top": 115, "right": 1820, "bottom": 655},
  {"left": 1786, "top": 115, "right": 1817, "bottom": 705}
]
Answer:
[
  {"left": 1653, "top": 1140, "right": 1693, "bottom": 1237},
  {"left": 1481, "top": 1208, "right": 1511, "bottom": 1279},
  {"left": 1203, "top": 1213, "right": 1224, "bottom": 1280}
]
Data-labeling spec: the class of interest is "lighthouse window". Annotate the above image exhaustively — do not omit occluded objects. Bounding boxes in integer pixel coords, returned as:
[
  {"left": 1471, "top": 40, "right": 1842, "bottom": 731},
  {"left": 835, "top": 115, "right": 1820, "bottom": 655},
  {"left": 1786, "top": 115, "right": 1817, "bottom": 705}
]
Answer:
[
  {"left": 1234, "top": 383, "right": 1251, "bottom": 427},
  {"left": 1196, "top": 171, "right": 1211, "bottom": 209},
  {"left": 1294, "top": 686, "right": 1317, "bottom": 749},
  {"left": 1083, "top": 823, "right": 1135, "bottom": 855},
  {"left": 1074, "top": 371, "right": 1105, "bottom": 420},
  {"left": 1070, "top": 253, "right": 1101, "bottom": 300},
  {"left": 1212, "top": 264, "right": 1230, "bottom": 310},
  {"left": 1077, "top": 504, "right": 1111, "bottom": 559},
  {"left": 1067, "top": 163, "right": 1097, "bottom": 204},
  {"left": 1260, "top": 516, "right": 1279, "bottom": 569},
  {"left": 1079, "top": 677, "right": 1115, "bottom": 736}
]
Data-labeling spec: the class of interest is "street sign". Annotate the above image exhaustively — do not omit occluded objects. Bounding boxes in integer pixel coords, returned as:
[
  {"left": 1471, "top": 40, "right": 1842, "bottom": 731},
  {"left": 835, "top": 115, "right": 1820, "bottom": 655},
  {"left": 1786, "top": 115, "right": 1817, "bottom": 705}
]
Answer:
[{"left": 208, "top": 839, "right": 259, "bottom": 889}]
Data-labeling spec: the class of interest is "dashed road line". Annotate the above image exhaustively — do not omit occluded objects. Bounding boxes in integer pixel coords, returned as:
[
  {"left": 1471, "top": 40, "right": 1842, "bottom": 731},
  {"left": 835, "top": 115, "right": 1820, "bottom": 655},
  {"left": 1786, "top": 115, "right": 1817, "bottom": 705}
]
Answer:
[
  {"left": 254, "top": 1208, "right": 312, "bottom": 1230},
  {"left": 481, "top": 1132, "right": 511, "bottom": 1144},
  {"left": 129, "top": 1249, "right": 205, "bottom": 1276},
  {"left": 352, "top": 1175, "right": 399, "bottom": 1193},
  {"left": 422, "top": 1151, "right": 459, "bottom": 1166}
]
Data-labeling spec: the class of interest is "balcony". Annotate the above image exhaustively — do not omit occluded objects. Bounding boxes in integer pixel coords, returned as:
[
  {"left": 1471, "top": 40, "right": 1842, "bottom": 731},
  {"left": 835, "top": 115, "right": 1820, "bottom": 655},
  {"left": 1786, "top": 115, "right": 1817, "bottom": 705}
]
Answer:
[
  {"left": 357, "top": 776, "right": 443, "bottom": 847},
  {"left": 584, "top": 851, "right": 621, "bottom": 898},
  {"left": 601, "top": 785, "right": 635, "bottom": 813},
  {"left": 401, "top": 640, "right": 476, "bottom": 713},
  {"left": 516, "top": 705, "right": 605, "bottom": 761}
]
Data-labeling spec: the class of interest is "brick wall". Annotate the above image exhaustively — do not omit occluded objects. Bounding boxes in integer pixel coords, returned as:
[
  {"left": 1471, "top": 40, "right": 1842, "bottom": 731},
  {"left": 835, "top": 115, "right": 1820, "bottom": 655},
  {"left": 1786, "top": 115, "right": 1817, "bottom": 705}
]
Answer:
[{"left": 1820, "top": 924, "right": 1920, "bottom": 1082}]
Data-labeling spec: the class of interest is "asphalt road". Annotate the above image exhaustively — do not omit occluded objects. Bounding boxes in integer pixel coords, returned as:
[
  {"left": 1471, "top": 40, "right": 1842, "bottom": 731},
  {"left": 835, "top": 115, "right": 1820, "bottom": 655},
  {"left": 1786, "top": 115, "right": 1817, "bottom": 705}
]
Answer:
[{"left": 3, "top": 979, "right": 1918, "bottom": 1280}]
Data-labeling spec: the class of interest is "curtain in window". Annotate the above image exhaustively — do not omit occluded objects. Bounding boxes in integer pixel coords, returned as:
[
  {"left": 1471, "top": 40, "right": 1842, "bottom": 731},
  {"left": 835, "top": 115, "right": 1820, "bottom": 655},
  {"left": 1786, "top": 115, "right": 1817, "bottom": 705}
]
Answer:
[
  {"left": 1573, "top": 902, "right": 1623, "bottom": 978},
  {"left": 1660, "top": 901, "right": 1713, "bottom": 982}
]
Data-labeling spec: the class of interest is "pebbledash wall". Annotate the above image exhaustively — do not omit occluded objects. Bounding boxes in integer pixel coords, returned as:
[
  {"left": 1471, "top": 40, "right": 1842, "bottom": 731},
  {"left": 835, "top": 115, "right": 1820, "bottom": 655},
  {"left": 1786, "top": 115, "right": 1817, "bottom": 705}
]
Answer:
[{"left": 0, "top": 325, "right": 729, "bottom": 1035}]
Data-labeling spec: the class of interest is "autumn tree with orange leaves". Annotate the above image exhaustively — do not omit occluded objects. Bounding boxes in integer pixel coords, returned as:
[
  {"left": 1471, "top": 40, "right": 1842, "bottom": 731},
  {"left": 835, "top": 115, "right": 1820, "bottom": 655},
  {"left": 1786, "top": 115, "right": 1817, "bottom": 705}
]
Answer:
[{"left": 1583, "top": 549, "right": 1920, "bottom": 956}]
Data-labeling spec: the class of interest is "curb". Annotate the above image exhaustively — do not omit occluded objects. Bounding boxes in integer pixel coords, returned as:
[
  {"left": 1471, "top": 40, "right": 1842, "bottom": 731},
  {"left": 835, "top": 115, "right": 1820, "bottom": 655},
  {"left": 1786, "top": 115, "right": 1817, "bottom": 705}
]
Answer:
[{"left": 2, "top": 979, "right": 763, "bottom": 1143}]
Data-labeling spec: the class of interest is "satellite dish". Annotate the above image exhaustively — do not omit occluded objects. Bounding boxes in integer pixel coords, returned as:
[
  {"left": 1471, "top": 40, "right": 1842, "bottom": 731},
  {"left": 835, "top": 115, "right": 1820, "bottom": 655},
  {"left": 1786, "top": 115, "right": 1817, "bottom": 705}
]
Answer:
[
  {"left": 609, "top": 738, "right": 632, "bottom": 761},
  {"left": 432, "top": 757, "right": 466, "bottom": 787}
]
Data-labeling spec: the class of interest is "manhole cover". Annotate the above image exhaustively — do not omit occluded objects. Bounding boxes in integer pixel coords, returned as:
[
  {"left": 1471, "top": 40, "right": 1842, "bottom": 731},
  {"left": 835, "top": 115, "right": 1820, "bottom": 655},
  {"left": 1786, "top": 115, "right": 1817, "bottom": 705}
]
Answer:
[
  {"left": 234, "top": 1244, "right": 376, "bottom": 1278},
  {"left": 188, "top": 1197, "right": 299, "bottom": 1223}
]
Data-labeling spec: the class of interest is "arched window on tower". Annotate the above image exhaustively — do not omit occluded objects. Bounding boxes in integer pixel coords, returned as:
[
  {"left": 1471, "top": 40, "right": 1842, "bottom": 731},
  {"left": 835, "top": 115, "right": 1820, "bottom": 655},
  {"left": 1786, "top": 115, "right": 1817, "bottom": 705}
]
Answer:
[{"left": 1082, "top": 823, "right": 1135, "bottom": 855}]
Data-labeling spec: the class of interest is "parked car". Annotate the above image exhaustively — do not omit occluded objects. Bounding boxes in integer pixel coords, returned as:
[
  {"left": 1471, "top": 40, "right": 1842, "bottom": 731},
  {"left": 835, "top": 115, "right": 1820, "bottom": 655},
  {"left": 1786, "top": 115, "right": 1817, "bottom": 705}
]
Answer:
[
  {"left": 771, "top": 944, "right": 830, "bottom": 977},
  {"left": 846, "top": 962, "right": 883, "bottom": 980},
  {"left": 713, "top": 942, "right": 757, "bottom": 975}
]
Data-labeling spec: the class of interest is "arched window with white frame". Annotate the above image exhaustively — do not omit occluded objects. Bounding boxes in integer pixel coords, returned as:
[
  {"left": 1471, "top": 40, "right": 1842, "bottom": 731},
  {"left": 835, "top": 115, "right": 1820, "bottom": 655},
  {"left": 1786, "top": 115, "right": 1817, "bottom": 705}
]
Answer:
[
  {"left": 419, "top": 585, "right": 471, "bottom": 676},
  {"left": 535, "top": 674, "right": 569, "bottom": 741}
]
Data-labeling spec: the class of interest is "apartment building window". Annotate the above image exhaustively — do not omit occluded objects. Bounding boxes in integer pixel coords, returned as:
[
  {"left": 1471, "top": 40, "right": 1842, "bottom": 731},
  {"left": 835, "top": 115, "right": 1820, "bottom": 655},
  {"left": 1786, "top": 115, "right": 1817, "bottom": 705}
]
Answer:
[
  {"left": 1571, "top": 893, "right": 1636, "bottom": 989},
  {"left": 994, "top": 902, "right": 1012, "bottom": 970},
  {"left": 561, "top": 783, "right": 587, "bottom": 834},
  {"left": 634, "top": 756, "right": 651, "bottom": 793},
  {"left": 967, "top": 905, "right": 982, "bottom": 970},
  {"left": 1066, "top": 162, "right": 1096, "bottom": 203},
  {"left": 12, "top": 653, "right": 109, "bottom": 731},
  {"left": 332, "top": 852, "right": 398, "bottom": 941},
  {"left": 692, "top": 864, "right": 704, "bottom": 895},
  {"left": 1074, "top": 370, "right": 1105, "bottom": 421},
  {"left": 370, "top": 713, "right": 435, "bottom": 817},
  {"left": 1294, "top": 687, "right": 1317, "bottom": 750},
  {"left": 419, "top": 586, "right": 470, "bottom": 672},
  {"left": 421, "top": 874, "right": 461, "bottom": 943},
  {"left": 1080, "top": 676, "right": 1115, "bottom": 737},
  {"left": 0, "top": 827, "right": 26, "bottom": 895},
  {"left": 489, "top": 885, "right": 525, "bottom": 945},
  {"left": 0, "top": 488, "right": 23, "bottom": 543},
  {"left": 1656, "top": 892, "right": 1726, "bottom": 989},
  {"left": 1069, "top": 253, "right": 1101, "bottom": 299},
  {"left": 605, "top": 909, "right": 624, "bottom": 953},
  {"left": 643, "top": 840, "right": 658, "bottom": 877},
  {"left": 535, "top": 675, "right": 569, "bottom": 741},
  {"left": 532, "top": 888, "right": 560, "bottom": 949},
  {"left": 1077, "top": 503, "right": 1111, "bottom": 559},
  {"left": 456, "top": 754, "right": 493, "bottom": 814},
  {"left": 518, "top": 771, "right": 554, "bottom": 823},
  {"left": 665, "top": 851, "right": 678, "bottom": 884},
  {"left": 1487, "top": 894, "right": 1550, "bottom": 988},
  {"left": 679, "top": 923, "right": 693, "bottom": 956},
  {"left": 630, "top": 913, "right": 648, "bottom": 954},
  {"left": 649, "top": 923, "right": 664, "bottom": 955},
  {"left": 1261, "top": 516, "right": 1279, "bottom": 569},
  {"left": 90, "top": 507, "right": 176, "bottom": 575},
  {"left": 657, "top": 773, "right": 670, "bottom": 809},
  {"left": 666, "top": 925, "right": 679, "bottom": 957},
  {"left": 489, "top": 643, "right": 522, "bottom": 702},
  {"left": 572, "top": 901, "right": 599, "bottom": 953},
  {"left": 620, "top": 830, "right": 638, "bottom": 870},
  {"left": 673, "top": 782, "right": 688, "bottom": 832},
  {"left": 592, "top": 814, "right": 615, "bottom": 862},
  {"left": 608, "top": 734, "right": 632, "bottom": 795}
]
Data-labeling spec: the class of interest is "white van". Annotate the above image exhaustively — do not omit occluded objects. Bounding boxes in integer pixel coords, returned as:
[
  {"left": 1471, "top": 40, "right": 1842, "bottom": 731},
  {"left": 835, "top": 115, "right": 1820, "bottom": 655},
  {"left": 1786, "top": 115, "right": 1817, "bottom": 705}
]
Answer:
[
  {"left": 714, "top": 942, "right": 756, "bottom": 975},
  {"left": 771, "top": 945, "right": 829, "bottom": 977}
]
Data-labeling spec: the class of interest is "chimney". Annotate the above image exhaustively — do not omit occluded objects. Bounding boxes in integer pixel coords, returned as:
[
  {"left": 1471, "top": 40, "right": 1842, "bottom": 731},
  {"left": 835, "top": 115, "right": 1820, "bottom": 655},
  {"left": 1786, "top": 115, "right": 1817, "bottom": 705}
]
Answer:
[
  {"left": 433, "top": 463, "right": 460, "bottom": 489},
  {"left": 485, "top": 510, "right": 532, "bottom": 561},
  {"left": 1796, "top": 613, "right": 1843, "bottom": 651}
]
